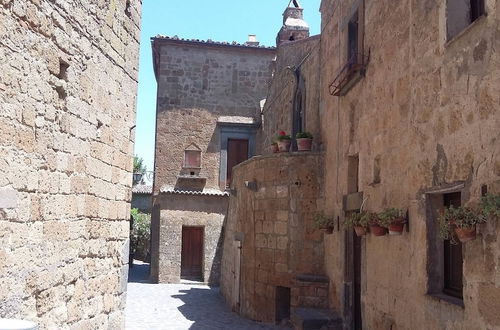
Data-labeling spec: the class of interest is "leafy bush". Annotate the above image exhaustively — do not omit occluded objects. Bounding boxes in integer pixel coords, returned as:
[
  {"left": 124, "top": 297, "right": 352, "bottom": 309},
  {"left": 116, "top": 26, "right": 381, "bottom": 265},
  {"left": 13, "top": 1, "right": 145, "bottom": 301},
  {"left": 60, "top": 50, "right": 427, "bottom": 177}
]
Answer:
[
  {"left": 379, "top": 208, "right": 405, "bottom": 226},
  {"left": 479, "top": 193, "right": 500, "bottom": 219},
  {"left": 130, "top": 208, "right": 151, "bottom": 261},
  {"left": 437, "top": 205, "right": 486, "bottom": 243},
  {"left": 314, "top": 212, "right": 334, "bottom": 229},
  {"left": 296, "top": 131, "right": 313, "bottom": 139},
  {"left": 343, "top": 211, "right": 369, "bottom": 228}
]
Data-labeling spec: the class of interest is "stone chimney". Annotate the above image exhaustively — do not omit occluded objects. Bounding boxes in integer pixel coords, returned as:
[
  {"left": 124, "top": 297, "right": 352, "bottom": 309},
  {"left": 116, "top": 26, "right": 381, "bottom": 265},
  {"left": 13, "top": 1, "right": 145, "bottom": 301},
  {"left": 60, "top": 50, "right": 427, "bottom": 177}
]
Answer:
[
  {"left": 245, "top": 34, "right": 260, "bottom": 47},
  {"left": 276, "top": 0, "right": 310, "bottom": 46}
]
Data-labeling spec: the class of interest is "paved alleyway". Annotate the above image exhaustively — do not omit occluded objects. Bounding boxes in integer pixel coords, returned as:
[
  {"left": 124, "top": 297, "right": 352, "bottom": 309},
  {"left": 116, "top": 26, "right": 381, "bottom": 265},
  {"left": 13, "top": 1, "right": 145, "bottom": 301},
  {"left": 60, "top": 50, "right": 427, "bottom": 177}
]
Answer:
[{"left": 125, "top": 261, "right": 288, "bottom": 330}]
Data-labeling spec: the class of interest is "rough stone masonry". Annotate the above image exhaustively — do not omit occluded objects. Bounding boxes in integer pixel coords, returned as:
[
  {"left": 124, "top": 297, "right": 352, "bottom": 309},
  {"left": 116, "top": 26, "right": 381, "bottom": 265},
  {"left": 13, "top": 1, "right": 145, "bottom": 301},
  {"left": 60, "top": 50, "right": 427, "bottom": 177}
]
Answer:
[{"left": 0, "top": 0, "right": 141, "bottom": 329}]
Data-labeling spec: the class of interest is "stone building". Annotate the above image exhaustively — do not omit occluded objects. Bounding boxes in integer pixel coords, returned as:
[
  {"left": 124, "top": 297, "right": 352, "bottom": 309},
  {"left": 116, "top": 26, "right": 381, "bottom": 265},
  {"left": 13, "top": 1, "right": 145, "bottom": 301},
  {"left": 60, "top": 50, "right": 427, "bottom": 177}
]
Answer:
[
  {"left": 221, "top": 0, "right": 500, "bottom": 329},
  {"left": 131, "top": 184, "right": 152, "bottom": 213},
  {"left": 150, "top": 35, "right": 276, "bottom": 285},
  {"left": 0, "top": 0, "right": 141, "bottom": 328}
]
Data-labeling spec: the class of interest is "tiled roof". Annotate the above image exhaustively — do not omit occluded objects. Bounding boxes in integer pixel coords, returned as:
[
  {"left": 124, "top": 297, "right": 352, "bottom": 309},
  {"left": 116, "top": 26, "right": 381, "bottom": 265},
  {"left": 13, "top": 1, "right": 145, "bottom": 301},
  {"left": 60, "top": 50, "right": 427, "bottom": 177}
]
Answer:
[
  {"left": 160, "top": 186, "right": 229, "bottom": 197},
  {"left": 132, "top": 185, "right": 152, "bottom": 194},
  {"left": 152, "top": 35, "right": 276, "bottom": 50}
]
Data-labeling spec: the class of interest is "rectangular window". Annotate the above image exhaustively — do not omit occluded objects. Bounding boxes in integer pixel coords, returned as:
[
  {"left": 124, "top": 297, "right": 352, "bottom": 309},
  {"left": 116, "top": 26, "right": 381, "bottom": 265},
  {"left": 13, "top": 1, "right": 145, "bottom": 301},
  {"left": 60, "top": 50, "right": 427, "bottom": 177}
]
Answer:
[
  {"left": 226, "top": 139, "right": 249, "bottom": 186},
  {"left": 442, "top": 192, "right": 463, "bottom": 299},
  {"left": 347, "top": 11, "right": 359, "bottom": 66},
  {"left": 447, "top": 0, "right": 485, "bottom": 40},
  {"left": 184, "top": 150, "right": 201, "bottom": 169},
  {"left": 347, "top": 155, "right": 359, "bottom": 194}
]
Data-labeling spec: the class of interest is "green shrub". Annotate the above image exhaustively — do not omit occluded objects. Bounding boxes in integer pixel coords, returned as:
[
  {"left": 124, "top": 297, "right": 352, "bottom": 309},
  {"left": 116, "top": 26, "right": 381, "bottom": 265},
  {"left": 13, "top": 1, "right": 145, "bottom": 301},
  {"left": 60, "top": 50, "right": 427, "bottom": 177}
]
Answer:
[
  {"left": 314, "top": 212, "right": 334, "bottom": 229},
  {"left": 296, "top": 132, "right": 313, "bottom": 139},
  {"left": 479, "top": 193, "right": 500, "bottom": 219},
  {"left": 343, "top": 211, "right": 369, "bottom": 228},
  {"left": 130, "top": 208, "right": 151, "bottom": 260},
  {"left": 437, "top": 205, "right": 486, "bottom": 243},
  {"left": 379, "top": 208, "right": 405, "bottom": 227}
]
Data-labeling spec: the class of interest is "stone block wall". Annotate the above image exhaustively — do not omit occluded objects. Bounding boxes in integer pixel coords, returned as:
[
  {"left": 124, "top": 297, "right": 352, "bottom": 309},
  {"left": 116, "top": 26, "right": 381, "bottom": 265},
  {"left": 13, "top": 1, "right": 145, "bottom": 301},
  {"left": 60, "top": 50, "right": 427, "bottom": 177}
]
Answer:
[
  {"left": 0, "top": 0, "right": 141, "bottom": 328},
  {"left": 320, "top": 0, "right": 500, "bottom": 328},
  {"left": 153, "top": 193, "right": 227, "bottom": 285},
  {"left": 151, "top": 38, "right": 276, "bottom": 192},
  {"left": 220, "top": 152, "right": 327, "bottom": 323}
]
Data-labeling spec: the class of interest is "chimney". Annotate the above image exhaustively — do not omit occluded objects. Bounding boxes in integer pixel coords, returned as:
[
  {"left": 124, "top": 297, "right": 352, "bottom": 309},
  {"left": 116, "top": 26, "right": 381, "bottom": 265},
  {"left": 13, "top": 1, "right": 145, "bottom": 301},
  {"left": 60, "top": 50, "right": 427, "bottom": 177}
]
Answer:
[{"left": 245, "top": 34, "right": 260, "bottom": 46}]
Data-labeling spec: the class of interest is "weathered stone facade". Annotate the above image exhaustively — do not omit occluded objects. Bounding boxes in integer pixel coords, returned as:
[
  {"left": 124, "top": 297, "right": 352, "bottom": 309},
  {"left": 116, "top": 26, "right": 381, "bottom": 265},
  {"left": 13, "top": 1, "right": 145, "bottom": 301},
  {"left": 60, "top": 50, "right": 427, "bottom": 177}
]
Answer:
[
  {"left": 220, "top": 153, "right": 328, "bottom": 323},
  {"left": 320, "top": 0, "right": 500, "bottom": 328},
  {"left": 0, "top": 0, "right": 141, "bottom": 328},
  {"left": 221, "top": 0, "right": 500, "bottom": 328},
  {"left": 150, "top": 37, "right": 276, "bottom": 285}
]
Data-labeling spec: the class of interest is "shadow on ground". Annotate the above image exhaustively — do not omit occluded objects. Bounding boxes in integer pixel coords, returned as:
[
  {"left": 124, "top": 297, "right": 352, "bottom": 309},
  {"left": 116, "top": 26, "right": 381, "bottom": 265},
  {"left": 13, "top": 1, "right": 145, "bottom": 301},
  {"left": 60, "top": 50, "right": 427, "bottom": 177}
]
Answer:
[
  {"left": 172, "top": 287, "right": 287, "bottom": 330},
  {"left": 128, "top": 260, "right": 151, "bottom": 283}
]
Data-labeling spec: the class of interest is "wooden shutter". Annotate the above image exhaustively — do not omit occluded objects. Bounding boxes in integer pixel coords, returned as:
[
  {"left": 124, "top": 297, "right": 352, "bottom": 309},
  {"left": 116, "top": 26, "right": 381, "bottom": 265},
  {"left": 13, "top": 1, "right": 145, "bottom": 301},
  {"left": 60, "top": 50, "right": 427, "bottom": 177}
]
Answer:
[{"left": 226, "top": 139, "right": 249, "bottom": 186}]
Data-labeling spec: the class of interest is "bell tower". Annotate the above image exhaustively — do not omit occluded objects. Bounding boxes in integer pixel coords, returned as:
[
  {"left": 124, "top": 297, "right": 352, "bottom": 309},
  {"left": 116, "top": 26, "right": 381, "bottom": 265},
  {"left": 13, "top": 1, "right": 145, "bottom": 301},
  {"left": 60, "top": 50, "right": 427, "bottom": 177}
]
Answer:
[{"left": 276, "top": 0, "right": 310, "bottom": 46}]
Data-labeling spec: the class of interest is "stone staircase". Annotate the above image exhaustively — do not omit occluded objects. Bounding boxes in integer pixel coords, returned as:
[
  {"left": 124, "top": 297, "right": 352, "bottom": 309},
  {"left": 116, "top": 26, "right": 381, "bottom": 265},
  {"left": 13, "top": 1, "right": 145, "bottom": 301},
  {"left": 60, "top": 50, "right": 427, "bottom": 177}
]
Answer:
[{"left": 290, "top": 274, "right": 343, "bottom": 330}]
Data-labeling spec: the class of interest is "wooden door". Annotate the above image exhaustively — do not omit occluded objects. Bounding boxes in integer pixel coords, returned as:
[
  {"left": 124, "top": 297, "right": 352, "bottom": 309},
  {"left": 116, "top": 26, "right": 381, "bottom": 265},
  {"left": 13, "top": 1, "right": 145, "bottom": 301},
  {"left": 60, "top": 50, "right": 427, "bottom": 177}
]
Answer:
[
  {"left": 181, "top": 227, "right": 203, "bottom": 280},
  {"left": 227, "top": 139, "right": 249, "bottom": 186},
  {"left": 353, "top": 230, "right": 362, "bottom": 330},
  {"left": 344, "top": 211, "right": 362, "bottom": 330},
  {"left": 443, "top": 192, "right": 463, "bottom": 298}
]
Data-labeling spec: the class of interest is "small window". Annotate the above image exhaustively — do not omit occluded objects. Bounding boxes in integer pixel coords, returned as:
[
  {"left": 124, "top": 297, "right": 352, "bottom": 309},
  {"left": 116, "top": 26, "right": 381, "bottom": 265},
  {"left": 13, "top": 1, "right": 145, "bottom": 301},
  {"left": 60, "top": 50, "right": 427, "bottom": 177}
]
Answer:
[
  {"left": 183, "top": 143, "right": 202, "bottom": 169},
  {"left": 347, "top": 11, "right": 359, "bottom": 65},
  {"left": 447, "top": 0, "right": 485, "bottom": 40}
]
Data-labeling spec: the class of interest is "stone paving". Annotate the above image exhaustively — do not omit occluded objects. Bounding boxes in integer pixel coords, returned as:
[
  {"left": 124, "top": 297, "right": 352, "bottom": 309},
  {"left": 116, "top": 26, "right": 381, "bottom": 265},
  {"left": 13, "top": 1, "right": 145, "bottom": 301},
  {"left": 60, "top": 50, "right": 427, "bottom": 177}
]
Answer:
[{"left": 125, "top": 261, "right": 288, "bottom": 330}]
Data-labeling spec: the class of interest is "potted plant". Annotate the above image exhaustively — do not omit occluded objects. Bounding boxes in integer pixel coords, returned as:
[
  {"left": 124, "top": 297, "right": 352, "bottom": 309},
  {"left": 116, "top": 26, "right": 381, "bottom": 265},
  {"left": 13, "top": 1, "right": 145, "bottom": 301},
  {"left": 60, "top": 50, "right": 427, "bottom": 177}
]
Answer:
[
  {"left": 277, "top": 131, "right": 291, "bottom": 152},
  {"left": 296, "top": 132, "right": 313, "bottom": 151},
  {"left": 379, "top": 208, "right": 406, "bottom": 235},
  {"left": 271, "top": 135, "right": 279, "bottom": 153},
  {"left": 368, "top": 212, "right": 387, "bottom": 236},
  {"left": 479, "top": 193, "right": 500, "bottom": 219},
  {"left": 437, "top": 205, "right": 486, "bottom": 243},
  {"left": 314, "top": 212, "right": 335, "bottom": 234},
  {"left": 343, "top": 211, "right": 369, "bottom": 236}
]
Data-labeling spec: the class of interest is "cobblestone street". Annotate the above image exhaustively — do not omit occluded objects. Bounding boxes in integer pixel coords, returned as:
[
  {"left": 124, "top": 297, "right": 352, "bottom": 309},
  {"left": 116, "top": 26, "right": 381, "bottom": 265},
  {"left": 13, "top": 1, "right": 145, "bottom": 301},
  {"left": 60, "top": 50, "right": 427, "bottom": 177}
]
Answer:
[{"left": 125, "top": 261, "right": 287, "bottom": 330}]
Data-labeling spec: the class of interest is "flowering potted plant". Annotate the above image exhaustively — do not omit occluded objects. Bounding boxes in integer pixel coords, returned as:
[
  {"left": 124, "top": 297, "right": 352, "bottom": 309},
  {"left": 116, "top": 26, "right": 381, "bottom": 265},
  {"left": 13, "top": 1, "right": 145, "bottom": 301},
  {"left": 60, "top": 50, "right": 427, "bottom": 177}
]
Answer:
[
  {"left": 296, "top": 132, "right": 313, "bottom": 151},
  {"left": 343, "top": 211, "right": 369, "bottom": 237},
  {"left": 368, "top": 212, "right": 387, "bottom": 236},
  {"left": 379, "top": 208, "right": 406, "bottom": 235},
  {"left": 314, "top": 212, "right": 335, "bottom": 234},
  {"left": 277, "top": 131, "right": 291, "bottom": 152}
]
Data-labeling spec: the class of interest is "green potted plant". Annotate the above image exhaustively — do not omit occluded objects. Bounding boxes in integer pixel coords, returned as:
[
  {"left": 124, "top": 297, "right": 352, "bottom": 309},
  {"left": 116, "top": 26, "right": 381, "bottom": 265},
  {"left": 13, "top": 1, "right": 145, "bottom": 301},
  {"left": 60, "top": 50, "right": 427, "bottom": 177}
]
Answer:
[
  {"left": 344, "top": 211, "right": 369, "bottom": 236},
  {"left": 479, "top": 193, "right": 500, "bottom": 219},
  {"left": 379, "top": 208, "right": 406, "bottom": 235},
  {"left": 296, "top": 132, "right": 313, "bottom": 151},
  {"left": 277, "top": 131, "right": 291, "bottom": 152},
  {"left": 368, "top": 212, "right": 387, "bottom": 236},
  {"left": 437, "top": 205, "right": 486, "bottom": 243},
  {"left": 314, "top": 212, "right": 335, "bottom": 234}
]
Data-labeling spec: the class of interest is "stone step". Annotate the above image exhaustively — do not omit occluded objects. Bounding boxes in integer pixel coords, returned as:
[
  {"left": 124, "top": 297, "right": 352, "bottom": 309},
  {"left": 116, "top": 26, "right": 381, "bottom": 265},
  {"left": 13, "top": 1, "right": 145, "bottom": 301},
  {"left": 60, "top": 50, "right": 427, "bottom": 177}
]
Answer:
[{"left": 291, "top": 307, "right": 343, "bottom": 330}]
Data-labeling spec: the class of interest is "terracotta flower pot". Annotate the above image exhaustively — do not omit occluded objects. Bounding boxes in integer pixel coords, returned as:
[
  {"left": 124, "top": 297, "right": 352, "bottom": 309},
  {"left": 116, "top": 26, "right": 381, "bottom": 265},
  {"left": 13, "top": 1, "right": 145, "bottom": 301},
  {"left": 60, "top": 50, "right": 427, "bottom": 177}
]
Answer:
[
  {"left": 454, "top": 226, "right": 476, "bottom": 243},
  {"left": 271, "top": 144, "right": 279, "bottom": 153},
  {"left": 297, "top": 138, "right": 313, "bottom": 151},
  {"left": 369, "top": 224, "right": 387, "bottom": 236},
  {"left": 388, "top": 219, "right": 405, "bottom": 235},
  {"left": 354, "top": 226, "right": 367, "bottom": 237},
  {"left": 278, "top": 140, "right": 291, "bottom": 152}
]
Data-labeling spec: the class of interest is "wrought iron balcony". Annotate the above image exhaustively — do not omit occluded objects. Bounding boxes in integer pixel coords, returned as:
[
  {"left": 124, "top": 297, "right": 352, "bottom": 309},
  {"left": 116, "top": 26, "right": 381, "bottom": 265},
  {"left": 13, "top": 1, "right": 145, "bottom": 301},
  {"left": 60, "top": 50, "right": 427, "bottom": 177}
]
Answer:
[{"left": 329, "top": 52, "right": 370, "bottom": 96}]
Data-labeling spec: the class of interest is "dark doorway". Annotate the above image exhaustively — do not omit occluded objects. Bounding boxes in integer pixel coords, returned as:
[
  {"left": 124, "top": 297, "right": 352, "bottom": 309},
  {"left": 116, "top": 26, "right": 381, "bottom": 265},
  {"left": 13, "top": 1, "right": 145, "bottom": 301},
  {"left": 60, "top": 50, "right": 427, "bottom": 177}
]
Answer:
[
  {"left": 275, "top": 286, "right": 291, "bottom": 323},
  {"left": 181, "top": 227, "right": 204, "bottom": 280},
  {"left": 226, "top": 139, "right": 249, "bottom": 186},
  {"left": 443, "top": 192, "right": 463, "bottom": 299},
  {"left": 353, "top": 230, "right": 362, "bottom": 330}
]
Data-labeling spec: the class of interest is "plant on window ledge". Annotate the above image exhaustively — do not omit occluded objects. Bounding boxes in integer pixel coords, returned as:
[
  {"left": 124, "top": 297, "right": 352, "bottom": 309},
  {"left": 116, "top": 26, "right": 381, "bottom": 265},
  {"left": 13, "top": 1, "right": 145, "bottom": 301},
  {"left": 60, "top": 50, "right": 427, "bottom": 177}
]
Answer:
[
  {"left": 368, "top": 212, "right": 388, "bottom": 236},
  {"left": 437, "top": 205, "right": 486, "bottom": 244},
  {"left": 296, "top": 131, "right": 313, "bottom": 152},
  {"left": 379, "top": 208, "right": 406, "bottom": 235},
  {"left": 314, "top": 212, "right": 335, "bottom": 234},
  {"left": 277, "top": 131, "right": 291, "bottom": 152},
  {"left": 344, "top": 211, "right": 369, "bottom": 237}
]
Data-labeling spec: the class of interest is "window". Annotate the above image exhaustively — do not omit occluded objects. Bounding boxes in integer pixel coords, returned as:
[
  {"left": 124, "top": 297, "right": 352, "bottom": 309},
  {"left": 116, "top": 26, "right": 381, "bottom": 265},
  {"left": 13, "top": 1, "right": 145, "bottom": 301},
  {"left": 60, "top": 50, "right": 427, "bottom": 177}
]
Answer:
[
  {"left": 347, "top": 11, "right": 359, "bottom": 66},
  {"left": 443, "top": 192, "right": 463, "bottom": 299},
  {"left": 447, "top": 0, "right": 485, "bottom": 40},
  {"left": 347, "top": 155, "right": 359, "bottom": 194},
  {"left": 183, "top": 143, "right": 202, "bottom": 169}
]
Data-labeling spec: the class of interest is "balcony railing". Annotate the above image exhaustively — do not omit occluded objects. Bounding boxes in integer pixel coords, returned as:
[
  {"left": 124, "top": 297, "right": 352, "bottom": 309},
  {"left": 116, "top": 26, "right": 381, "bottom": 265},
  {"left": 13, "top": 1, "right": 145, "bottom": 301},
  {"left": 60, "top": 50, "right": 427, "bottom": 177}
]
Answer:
[{"left": 329, "top": 51, "right": 370, "bottom": 96}]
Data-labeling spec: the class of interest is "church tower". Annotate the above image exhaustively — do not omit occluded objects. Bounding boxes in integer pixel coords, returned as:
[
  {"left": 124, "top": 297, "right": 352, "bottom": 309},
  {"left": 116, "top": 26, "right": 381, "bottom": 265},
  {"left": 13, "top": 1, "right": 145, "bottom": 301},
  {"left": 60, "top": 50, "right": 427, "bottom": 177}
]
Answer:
[{"left": 276, "top": 0, "right": 310, "bottom": 46}]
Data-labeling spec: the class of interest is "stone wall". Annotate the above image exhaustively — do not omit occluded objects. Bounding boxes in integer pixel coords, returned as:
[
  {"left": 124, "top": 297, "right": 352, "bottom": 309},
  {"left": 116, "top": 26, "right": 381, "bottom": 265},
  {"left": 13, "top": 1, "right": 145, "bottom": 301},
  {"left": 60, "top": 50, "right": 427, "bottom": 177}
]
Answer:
[
  {"left": 220, "top": 152, "right": 327, "bottom": 323},
  {"left": 152, "top": 193, "right": 227, "bottom": 285},
  {"left": 320, "top": 0, "right": 500, "bottom": 328},
  {"left": 0, "top": 0, "right": 141, "bottom": 328},
  {"left": 259, "top": 36, "right": 321, "bottom": 154},
  {"left": 152, "top": 38, "right": 276, "bottom": 192}
]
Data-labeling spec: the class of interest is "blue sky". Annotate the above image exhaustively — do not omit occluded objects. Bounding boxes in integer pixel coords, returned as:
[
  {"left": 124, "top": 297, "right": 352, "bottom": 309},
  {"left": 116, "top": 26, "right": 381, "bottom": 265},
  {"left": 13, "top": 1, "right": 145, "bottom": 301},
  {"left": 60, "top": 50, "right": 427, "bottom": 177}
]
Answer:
[{"left": 134, "top": 0, "right": 321, "bottom": 173}]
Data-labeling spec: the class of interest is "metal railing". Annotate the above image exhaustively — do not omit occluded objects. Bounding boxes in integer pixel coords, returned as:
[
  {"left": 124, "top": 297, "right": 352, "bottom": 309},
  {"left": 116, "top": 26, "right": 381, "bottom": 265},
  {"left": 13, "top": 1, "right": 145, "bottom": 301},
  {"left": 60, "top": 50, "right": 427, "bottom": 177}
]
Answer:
[{"left": 329, "top": 51, "right": 370, "bottom": 96}]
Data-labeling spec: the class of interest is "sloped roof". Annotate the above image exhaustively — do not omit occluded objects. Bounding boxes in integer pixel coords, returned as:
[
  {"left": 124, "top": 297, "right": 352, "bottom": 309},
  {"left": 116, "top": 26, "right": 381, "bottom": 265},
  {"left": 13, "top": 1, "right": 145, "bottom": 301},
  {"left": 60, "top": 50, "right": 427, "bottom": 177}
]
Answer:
[
  {"left": 152, "top": 35, "right": 275, "bottom": 50},
  {"left": 160, "top": 186, "right": 229, "bottom": 197},
  {"left": 132, "top": 185, "right": 152, "bottom": 194}
]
